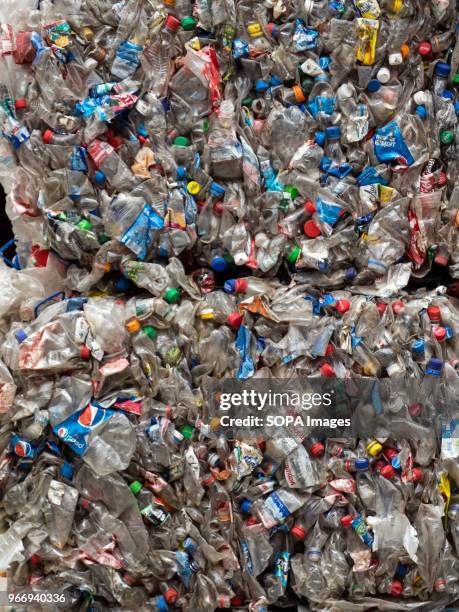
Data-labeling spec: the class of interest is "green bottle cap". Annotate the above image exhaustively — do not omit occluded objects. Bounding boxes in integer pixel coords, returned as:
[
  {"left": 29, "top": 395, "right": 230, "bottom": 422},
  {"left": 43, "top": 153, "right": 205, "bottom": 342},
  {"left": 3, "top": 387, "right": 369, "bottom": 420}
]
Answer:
[
  {"left": 285, "top": 185, "right": 299, "bottom": 200},
  {"left": 300, "top": 77, "right": 313, "bottom": 95},
  {"left": 286, "top": 245, "right": 300, "bottom": 264},
  {"left": 98, "top": 233, "right": 111, "bottom": 245},
  {"left": 174, "top": 136, "right": 190, "bottom": 147},
  {"left": 143, "top": 325, "right": 157, "bottom": 340},
  {"left": 164, "top": 287, "right": 180, "bottom": 303},
  {"left": 242, "top": 96, "right": 254, "bottom": 107},
  {"left": 453, "top": 73, "right": 459, "bottom": 84},
  {"left": 181, "top": 424, "right": 195, "bottom": 439},
  {"left": 202, "top": 119, "right": 210, "bottom": 133},
  {"left": 130, "top": 480, "right": 142, "bottom": 495},
  {"left": 440, "top": 130, "right": 454, "bottom": 145},
  {"left": 77, "top": 219, "right": 92, "bottom": 231},
  {"left": 181, "top": 16, "right": 197, "bottom": 30}
]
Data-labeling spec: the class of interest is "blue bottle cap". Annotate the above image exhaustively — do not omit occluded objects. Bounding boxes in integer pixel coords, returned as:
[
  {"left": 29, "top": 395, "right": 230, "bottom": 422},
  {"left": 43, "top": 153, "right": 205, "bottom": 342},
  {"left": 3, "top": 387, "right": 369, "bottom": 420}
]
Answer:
[
  {"left": 15, "top": 329, "right": 27, "bottom": 344},
  {"left": 255, "top": 79, "right": 269, "bottom": 93},
  {"left": 115, "top": 276, "right": 130, "bottom": 292},
  {"left": 240, "top": 498, "right": 253, "bottom": 513},
  {"left": 395, "top": 563, "right": 408, "bottom": 578},
  {"left": 325, "top": 126, "right": 341, "bottom": 139},
  {"left": 345, "top": 266, "right": 357, "bottom": 281},
  {"left": 314, "top": 74, "right": 330, "bottom": 82},
  {"left": 176, "top": 165, "right": 186, "bottom": 180},
  {"left": 455, "top": 102, "right": 459, "bottom": 116},
  {"left": 155, "top": 595, "right": 169, "bottom": 612},
  {"left": 391, "top": 456, "right": 401, "bottom": 470},
  {"left": 435, "top": 61, "right": 451, "bottom": 77},
  {"left": 367, "top": 79, "right": 381, "bottom": 92},
  {"left": 415, "top": 105, "right": 427, "bottom": 118},
  {"left": 442, "top": 89, "right": 454, "bottom": 100},
  {"left": 444, "top": 325, "right": 454, "bottom": 339},
  {"left": 315, "top": 131, "right": 326, "bottom": 146},
  {"left": 95, "top": 170, "right": 106, "bottom": 184},
  {"left": 210, "top": 182, "right": 225, "bottom": 198},
  {"left": 224, "top": 279, "right": 237, "bottom": 294},
  {"left": 426, "top": 357, "right": 443, "bottom": 376},
  {"left": 161, "top": 97, "right": 171, "bottom": 112},
  {"left": 211, "top": 256, "right": 227, "bottom": 272},
  {"left": 60, "top": 461, "right": 74, "bottom": 480},
  {"left": 270, "top": 75, "right": 282, "bottom": 87},
  {"left": 319, "top": 56, "right": 332, "bottom": 70},
  {"left": 355, "top": 458, "right": 369, "bottom": 470},
  {"left": 411, "top": 338, "right": 425, "bottom": 354}
]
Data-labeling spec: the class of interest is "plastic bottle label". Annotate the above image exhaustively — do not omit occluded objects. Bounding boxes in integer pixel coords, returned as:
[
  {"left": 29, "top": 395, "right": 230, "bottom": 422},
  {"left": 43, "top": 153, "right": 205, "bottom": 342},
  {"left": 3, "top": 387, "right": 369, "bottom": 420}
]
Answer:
[
  {"left": 121, "top": 204, "right": 165, "bottom": 260},
  {"left": 373, "top": 121, "right": 414, "bottom": 166}
]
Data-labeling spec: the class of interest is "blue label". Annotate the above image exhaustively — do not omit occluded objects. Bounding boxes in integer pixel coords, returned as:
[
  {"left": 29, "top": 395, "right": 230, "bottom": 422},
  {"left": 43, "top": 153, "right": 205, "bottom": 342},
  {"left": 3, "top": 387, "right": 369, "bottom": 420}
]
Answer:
[
  {"left": 236, "top": 325, "right": 255, "bottom": 380},
  {"left": 274, "top": 552, "right": 290, "bottom": 587},
  {"left": 11, "top": 434, "right": 37, "bottom": 459},
  {"left": 316, "top": 198, "right": 343, "bottom": 226},
  {"left": 121, "top": 203, "right": 164, "bottom": 260},
  {"left": 373, "top": 121, "right": 414, "bottom": 166},
  {"left": 308, "top": 95, "right": 336, "bottom": 117},
  {"left": 269, "top": 491, "right": 291, "bottom": 519},
  {"left": 53, "top": 402, "right": 115, "bottom": 455},
  {"left": 294, "top": 19, "right": 319, "bottom": 51}
]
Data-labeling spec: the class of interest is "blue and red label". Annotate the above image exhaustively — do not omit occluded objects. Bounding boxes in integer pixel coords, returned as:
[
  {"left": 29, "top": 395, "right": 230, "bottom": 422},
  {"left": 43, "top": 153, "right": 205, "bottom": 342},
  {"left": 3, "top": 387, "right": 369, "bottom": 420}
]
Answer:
[{"left": 53, "top": 402, "right": 115, "bottom": 455}]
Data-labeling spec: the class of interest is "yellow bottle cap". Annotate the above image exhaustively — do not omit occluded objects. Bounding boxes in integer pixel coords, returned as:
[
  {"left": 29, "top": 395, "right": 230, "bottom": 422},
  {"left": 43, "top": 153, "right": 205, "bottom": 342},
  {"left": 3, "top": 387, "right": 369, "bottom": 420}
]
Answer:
[
  {"left": 187, "top": 181, "right": 201, "bottom": 195},
  {"left": 367, "top": 440, "right": 382, "bottom": 456},
  {"left": 126, "top": 317, "right": 141, "bottom": 333},
  {"left": 200, "top": 308, "right": 215, "bottom": 320},
  {"left": 247, "top": 23, "right": 263, "bottom": 37},
  {"left": 82, "top": 27, "right": 94, "bottom": 40}
]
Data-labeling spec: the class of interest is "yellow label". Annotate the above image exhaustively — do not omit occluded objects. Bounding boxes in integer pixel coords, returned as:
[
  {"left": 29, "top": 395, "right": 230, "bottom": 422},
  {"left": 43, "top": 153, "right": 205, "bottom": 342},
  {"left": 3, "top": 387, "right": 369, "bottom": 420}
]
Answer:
[
  {"left": 392, "top": 0, "right": 403, "bottom": 12},
  {"left": 379, "top": 184, "right": 395, "bottom": 204},
  {"left": 356, "top": 19, "right": 379, "bottom": 65},
  {"left": 438, "top": 472, "right": 451, "bottom": 520},
  {"left": 355, "top": 0, "right": 381, "bottom": 19}
]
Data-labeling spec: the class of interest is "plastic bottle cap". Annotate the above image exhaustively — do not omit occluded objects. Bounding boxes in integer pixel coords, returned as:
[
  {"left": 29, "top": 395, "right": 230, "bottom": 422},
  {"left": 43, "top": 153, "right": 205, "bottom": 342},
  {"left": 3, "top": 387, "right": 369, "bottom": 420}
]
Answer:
[
  {"left": 388, "top": 52, "right": 403, "bottom": 65},
  {"left": 115, "top": 276, "right": 130, "bottom": 292},
  {"left": 367, "top": 79, "right": 381, "bottom": 93},
  {"left": 267, "top": 23, "right": 279, "bottom": 37},
  {"left": 319, "top": 363, "right": 335, "bottom": 377},
  {"left": 143, "top": 325, "right": 157, "bottom": 340},
  {"left": 340, "top": 515, "right": 353, "bottom": 529},
  {"left": 304, "top": 201, "right": 316, "bottom": 215},
  {"left": 335, "top": 299, "right": 350, "bottom": 314},
  {"left": 355, "top": 458, "right": 369, "bottom": 470},
  {"left": 380, "top": 464, "right": 395, "bottom": 479},
  {"left": 181, "top": 424, "right": 195, "bottom": 439},
  {"left": 400, "top": 44, "right": 410, "bottom": 59},
  {"left": 418, "top": 41, "right": 432, "bottom": 56},
  {"left": 304, "top": 220, "right": 321, "bottom": 238},
  {"left": 174, "top": 136, "right": 190, "bottom": 147},
  {"left": 15, "top": 98, "right": 27, "bottom": 110},
  {"left": 240, "top": 498, "right": 252, "bottom": 513},
  {"left": 247, "top": 23, "right": 262, "bottom": 37},
  {"left": 325, "top": 126, "right": 341, "bottom": 139},
  {"left": 408, "top": 403, "right": 423, "bottom": 417},
  {"left": 376, "top": 302, "right": 387, "bottom": 316},
  {"left": 234, "top": 278, "right": 248, "bottom": 293},
  {"left": 440, "top": 130, "right": 454, "bottom": 145},
  {"left": 415, "top": 105, "right": 427, "bottom": 119},
  {"left": 130, "top": 481, "right": 142, "bottom": 495},
  {"left": 442, "top": 89, "right": 454, "bottom": 100},
  {"left": 211, "top": 256, "right": 227, "bottom": 272},
  {"left": 227, "top": 311, "right": 243, "bottom": 329},
  {"left": 453, "top": 73, "right": 459, "bottom": 84},
  {"left": 346, "top": 267, "right": 357, "bottom": 281},
  {"left": 126, "top": 317, "right": 141, "bottom": 333},
  {"left": 427, "top": 357, "right": 443, "bottom": 375},
  {"left": 411, "top": 468, "right": 423, "bottom": 482},
  {"left": 255, "top": 79, "right": 269, "bottom": 93},
  {"left": 77, "top": 219, "right": 92, "bottom": 231},
  {"left": 163, "top": 588, "right": 179, "bottom": 604},
  {"left": 80, "top": 345, "right": 91, "bottom": 360},
  {"left": 94, "top": 170, "right": 106, "bottom": 185},
  {"left": 164, "top": 288, "right": 180, "bottom": 303},
  {"left": 411, "top": 338, "right": 425, "bottom": 354},
  {"left": 15, "top": 329, "right": 27, "bottom": 344},
  {"left": 292, "top": 84, "right": 305, "bottom": 103},
  {"left": 309, "top": 442, "right": 325, "bottom": 457},
  {"left": 390, "top": 580, "right": 403, "bottom": 597},
  {"left": 367, "top": 440, "right": 382, "bottom": 456},
  {"left": 391, "top": 300, "right": 404, "bottom": 314},
  {"left": 291, "top": 524, "right": 306, "bottom": 540},
  {"left": 186, "top": 181, "right": 200, "bottom": 195},
  {"left": 30, "top": 554, "right": 42, "bottom": 565},
  {"left": 224, "top": 279, "right": 237, "bottom": 294},
  {"left": 285, "top": 185, "right": 299, "bottom": 200},
  {"left": 435, "top": 61, "right": 451, "bottom": 77},
  {"left": 286, "top": 245, "right": 301, "bottom": 264},
  {"left": 376, "top": 67, "right": 390, "bottom": 84},
  {"left": 175, "top": 15, "right": 191, "bottom": 30},
  {"left": 427, "top": 305, "right": 441, "bottom": 322},
  {"left": 315, "top": 131, "right": 326, "bottom": 146},
  {"left": 434, "top": 326, "right": 447, "bottom": 342},
  {"left": 42, "top": 129, "right": 54, "bottom": 144}
]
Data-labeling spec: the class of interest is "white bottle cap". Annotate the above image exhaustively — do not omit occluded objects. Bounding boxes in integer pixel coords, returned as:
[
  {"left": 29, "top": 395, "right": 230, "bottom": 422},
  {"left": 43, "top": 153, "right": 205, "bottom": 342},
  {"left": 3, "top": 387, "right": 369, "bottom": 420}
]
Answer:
[
  {"left": 376, "top": 67, "right": 391, "bottom": 84},
  {"left": 338, "top": 83, "right": 354, "bottom": 99},
  {"left": 255, "top": 232, "right": 270, "bottom": 248},
  {"left": 304, "top": 0, "right": 314, "bottom": 14},
  {"left": 386, "top": 362, "right": 404, "bottom": 377},
  {"left": 233, "top": 252, "right": 249, "bottom": 266},
  {"left": 413, "top": 90, "right": 427, "bottom": 105},
  {"left": 388, "top": 52, "right": 403, "bottom": 66}
]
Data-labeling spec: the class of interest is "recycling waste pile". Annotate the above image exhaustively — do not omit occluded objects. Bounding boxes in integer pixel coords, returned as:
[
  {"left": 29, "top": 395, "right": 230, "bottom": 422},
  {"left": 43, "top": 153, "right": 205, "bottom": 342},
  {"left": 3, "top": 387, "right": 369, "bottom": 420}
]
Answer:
[{"left": 1, "top": 0, "right": 459, "bottom": 609}]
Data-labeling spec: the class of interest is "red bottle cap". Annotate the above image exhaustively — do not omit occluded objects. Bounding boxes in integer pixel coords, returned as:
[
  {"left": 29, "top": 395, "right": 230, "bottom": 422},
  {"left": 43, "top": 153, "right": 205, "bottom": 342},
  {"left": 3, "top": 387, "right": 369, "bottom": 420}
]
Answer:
[
  {"left": 418, "top": 41, "right": 432, "bottom": 56},
  {"left": 201, "top": 475, "right": 216, "bottom": 487},
  {"left": 309, "top": 442, "right": 325, "bottom": 457},
  {"left": 164, "top": 588, "right": 179, "bottom": 604},
  {"left": 213, "top": 201, "right": 224, "bottom": 215},
  {"left": 30, "top": 554, "right": 41, "bottom": 565},
  {"left": 31, "top": 245, "right": 50, "bottom": 267},
  {"left": 235, "top": 278, "right": 248, "bottom": 293},
  {"left": 304, "top": 200, "right": 316, "bottom": 215},
  {"left": 15, "top": 98, "right": 27, "bottom": 109},
  {"left": 42, "top": 129, "right": 54, "bottom": 144},
  {"left": 434, "top": 254, "right": 448, "bottom": 266},
  {"left": 227, "top": 311, "right": 243, "bottom": 329},
  {"left": 165, "top": 15, "right": 180, "bottom": 32},
  {"left": 325, "top": 343, "right": 334, "bottom": 355},
  {"left": 231, "top": 596, "right": 245, "bottom": 606},
  {"left": 336, "top": 299, "right": 350, "bottom": 314},
  {"left": 411, "top": 468, "right": 423, "bottom": 482},
  {"left": 408, "top": 403, "right": 423, "bottom": 417},
  {"left": 303, "top": 220, "right": 321, "bottom": 238},
  {"left": 340, "top": 514, "right": 353, "bottom": 529},
  {"left": 434, "top": 326, "right": 447, "bottom": 342},
  {"left": 390, "top": 580, "right": 403, "bottom": 597},
  {"left": 80, "top": 345, "right": 91, "bottom": 360},
  {"left": 376, "top": 302, "right": 387, "bottom": 316},
  {"left": 137, "top": 134, "right": 147, "bottom": 144},
  {"left": 427, "top": 305, "right": 441, "bottom": 322},
  {"left": 380, "top": 464, "right": 395, "bottom": 479},
  {"left": 246, "top": 516, "right": 260, "bottom": 526},
  {"left": 107, "top": 135, "right": 123, "bottom": 149},
  {"left": 384, "top": 448, "right": 398, "bottom": 461},
  {"left": 320, "top": 363, "right": 335, "bottom": 378},
  {"left": 391, "top": 300, "right": 405, "bottom": 315},
  {"left": 291, "top": 524, "right": 306, "bottom": 540}
]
